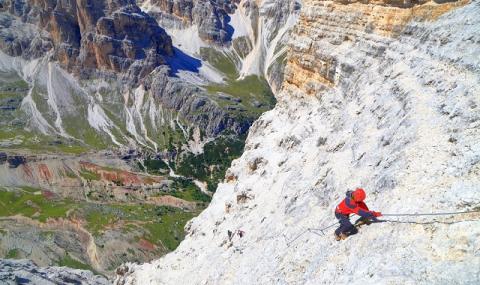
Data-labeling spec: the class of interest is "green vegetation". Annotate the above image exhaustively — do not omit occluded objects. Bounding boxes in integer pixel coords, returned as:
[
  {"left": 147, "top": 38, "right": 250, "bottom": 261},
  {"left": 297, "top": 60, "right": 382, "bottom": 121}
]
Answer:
[
  {"left": 57, "top": 253, "right": 95, "bottom": 272},
  {"left": 0, "top": 77, "right": 114, "bottom": 155},
  {"left": 143, "top": 206, "right": 196, "bottom": 251},
  {"left": 83, "top": 204, "right": 197, "bottom": 251},
  {"left": 0, "top": 187, "right": 73, "bottom": 222},
  {"left": 0, "top": 79, "right": 29, "bottom": 91},
  {"left": 39, "top": 231, "right": 55, "bottom": 240},
  {"left": 0, "top": 77, "right": 29, "bottom": 138},
  {"left": 143, "top": 158, "right": 169, "bottom": 175},
  {"left": 6, "top": 248, "right": 19, "bottom": 259},
  {"left": 63, "top": 119, "right": 109, "bottom": 151},
  {"left": 206, "top": 75, "right": 276, "bottom": 117},
  {"left": 176, "top": 135, "right": 246, "bottom": 192},
  {"left": 199, "top": 48, "right": 275, "bottom": 117},
  {"left": 0, "top": 126, "right": 92, "bottom": 155},
  {"left": 39, "top": 143, "right": 90, "bottom": 155},
  {"left": 163, "top": 177, "right": 211, "bottom": 203},
  {"left": 64, "top": 170, "right": 78, "bottom": 179},
  {"left": 163, "top": 125, "right": 188, "bottom": 152},
  {"left": 0, "top": 78, "right": 35, "bottom": 146},
  {"left": 85, "top": 209, "right": 118, "bottom": 236},
  {"left": 0, "top": 91, "right": 24, "bottom": 101},
  {"left": 200, "top": 48, "right": 238, "bottom": 79},
  {"left": 0, "top": 184, "right": 206, "bottom": 253}
]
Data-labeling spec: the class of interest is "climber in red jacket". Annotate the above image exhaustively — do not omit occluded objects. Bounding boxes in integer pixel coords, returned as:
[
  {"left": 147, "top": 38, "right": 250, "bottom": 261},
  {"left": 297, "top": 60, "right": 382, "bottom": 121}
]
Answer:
[{"left": 334, "top": 188, "right": 382, "bottom": 241}]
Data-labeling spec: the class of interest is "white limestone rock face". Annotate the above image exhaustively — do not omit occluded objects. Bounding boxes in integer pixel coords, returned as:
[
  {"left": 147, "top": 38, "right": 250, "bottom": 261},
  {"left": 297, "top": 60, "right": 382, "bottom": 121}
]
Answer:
[
  {"left": 0, "top": 259, "right": 110, "bottom": 285},
  {"left": 115, "top": 1, "right": 480, "bottom": 284}
]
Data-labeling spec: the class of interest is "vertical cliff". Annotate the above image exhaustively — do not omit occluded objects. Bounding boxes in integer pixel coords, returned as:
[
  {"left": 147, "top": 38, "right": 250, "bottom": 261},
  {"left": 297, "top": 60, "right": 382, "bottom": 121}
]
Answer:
[
  {"left": 140, "top": 0, "right": 301, "bottom": 91},
  {"left": 115, "top": 0, "right": 480, "bottom": 284}
]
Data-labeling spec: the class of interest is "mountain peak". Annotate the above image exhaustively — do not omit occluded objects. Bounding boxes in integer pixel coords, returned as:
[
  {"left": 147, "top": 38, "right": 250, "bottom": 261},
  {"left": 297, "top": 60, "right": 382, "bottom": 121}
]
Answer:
[{"left": 1, "top": 0, "right": 173, "bottom": 75}]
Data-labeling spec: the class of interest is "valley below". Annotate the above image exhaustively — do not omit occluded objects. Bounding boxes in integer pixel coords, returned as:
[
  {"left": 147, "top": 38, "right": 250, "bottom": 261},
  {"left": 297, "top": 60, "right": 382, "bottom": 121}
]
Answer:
[
  {"left": 0, "top": 0, "right": 298, "bottom": 280},
  {"left": 0, "top": 151, "right": 209, "bottom": 276}
]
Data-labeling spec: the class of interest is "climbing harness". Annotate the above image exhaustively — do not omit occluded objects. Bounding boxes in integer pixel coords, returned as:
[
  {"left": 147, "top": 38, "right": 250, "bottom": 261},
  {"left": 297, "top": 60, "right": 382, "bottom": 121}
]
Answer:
[{"left": 286, "top": 209, "right": 480, "bottom": 247}]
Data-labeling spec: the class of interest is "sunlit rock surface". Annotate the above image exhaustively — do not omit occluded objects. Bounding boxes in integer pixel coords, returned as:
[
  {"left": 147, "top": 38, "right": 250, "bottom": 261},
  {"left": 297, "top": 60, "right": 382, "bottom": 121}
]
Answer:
[{"left": 115, "top": 1, "right": 480, "bottom": 284}]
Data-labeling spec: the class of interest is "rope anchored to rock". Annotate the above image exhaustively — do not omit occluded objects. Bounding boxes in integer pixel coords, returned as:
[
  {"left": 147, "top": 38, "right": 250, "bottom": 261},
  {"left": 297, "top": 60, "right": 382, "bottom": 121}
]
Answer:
[
  {"left": 287, "top": 222, "right": 339, "bottom": 246},
  {"left": 286, "top": 208, "right": 480, "bottom": 247},
  {"left": 381, "top": 210, "right": 480, "bottom": 217}
]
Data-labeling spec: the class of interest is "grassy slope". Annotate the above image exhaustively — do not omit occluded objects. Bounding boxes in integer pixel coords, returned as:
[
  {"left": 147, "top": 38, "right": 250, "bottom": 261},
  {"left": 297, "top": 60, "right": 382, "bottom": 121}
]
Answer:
[
  {"left": 200, "top": 47, "right": 276, "bottom": 118},
  {"left": 0, "top": 186, "right": 202, "bottom": 264},
  {"left": 58, "top": 253, "right": 96, "bottom": 272},
  {"left": 0, "top": 187, "right": 74, "bottom": 222},
  {"left": 169, "top": 177, "right": 211, "bottom": 202}
]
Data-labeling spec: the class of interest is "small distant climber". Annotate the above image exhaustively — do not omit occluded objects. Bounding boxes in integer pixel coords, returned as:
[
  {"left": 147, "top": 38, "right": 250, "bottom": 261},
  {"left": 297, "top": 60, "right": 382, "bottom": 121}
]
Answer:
[
  {"left": 236, "top": 230, "right": 245, "bottom": 238},
  {"left": 334, "top": 188, "right": 382, "bottom": 241}
]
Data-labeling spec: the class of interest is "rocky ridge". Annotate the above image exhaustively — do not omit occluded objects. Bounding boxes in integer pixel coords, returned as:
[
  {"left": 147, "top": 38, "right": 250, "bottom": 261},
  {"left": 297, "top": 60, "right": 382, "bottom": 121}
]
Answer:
[
  {"left": 140, "top": 0, "right": 237, "bottom": 44},
  {"left": 0, "top": 21, "right": 248, "bottom": 154},
  {"left": 0, "top": 0, "right": 298, "bottom": 152},
  {"left": 0, "top": 259, "right": 109, "bottom": 285},
  {"left": 1, "top": 0, "right": 173, "bottom": 75}
]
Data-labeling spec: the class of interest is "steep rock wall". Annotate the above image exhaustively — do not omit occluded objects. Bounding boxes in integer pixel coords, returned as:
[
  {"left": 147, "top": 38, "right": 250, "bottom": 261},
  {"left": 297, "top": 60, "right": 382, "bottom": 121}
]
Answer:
[
  {"left": 0, "top": 0, "right": 173, "bottom": 74},
  {"left": 140, "top": 0, "right": 237, "bottom": 44},
  {"left": 115, "top": 0, "right": 480, "bottom": 284}
]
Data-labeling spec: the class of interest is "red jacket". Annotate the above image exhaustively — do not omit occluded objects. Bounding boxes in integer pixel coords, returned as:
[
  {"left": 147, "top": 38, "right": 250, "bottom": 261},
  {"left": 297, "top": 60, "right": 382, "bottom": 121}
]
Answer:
[{"left": 335, "top": 191, "right": 375, "bottom": 219}]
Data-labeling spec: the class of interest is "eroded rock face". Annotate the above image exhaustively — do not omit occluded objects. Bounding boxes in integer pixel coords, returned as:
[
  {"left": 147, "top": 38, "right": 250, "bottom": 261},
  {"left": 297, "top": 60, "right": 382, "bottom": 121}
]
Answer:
[
  {"left": 0, "top": 0, "right": 173, "bottom": 74},
  {"left": 143, "top": 0, "right": 237, "bottom": 44},
  {"left": 284, "top": 0, "right": 469, "bottom": 94},
  {"left": 145, "top": 66, "right": 252, "bottom": 135}
]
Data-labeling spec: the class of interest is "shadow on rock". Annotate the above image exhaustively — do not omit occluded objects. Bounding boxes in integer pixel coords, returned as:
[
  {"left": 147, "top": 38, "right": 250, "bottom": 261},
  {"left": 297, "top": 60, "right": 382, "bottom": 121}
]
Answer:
[{"left": 167, "top": 47, "right": 202, "bottom": 77}]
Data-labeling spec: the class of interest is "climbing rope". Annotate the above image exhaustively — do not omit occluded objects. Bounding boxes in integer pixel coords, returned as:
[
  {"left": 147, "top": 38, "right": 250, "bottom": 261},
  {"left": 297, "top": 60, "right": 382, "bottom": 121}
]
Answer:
[
  {"left": 286, "top": 209, "right": 480, "bottom": 247},
  {"left": 381, "top": 210, "right": 480, "bottom": 217},
  {"left": 286, "top": 222, "right": 338, "bottom": 246}
]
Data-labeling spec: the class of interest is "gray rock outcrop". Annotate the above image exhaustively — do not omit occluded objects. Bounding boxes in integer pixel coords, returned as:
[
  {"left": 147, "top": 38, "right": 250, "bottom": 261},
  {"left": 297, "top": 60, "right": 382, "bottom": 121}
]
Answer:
[
  {"left": 143, "top": 0, "right": 237, "bottom": 44},
  {"left": 0, "top": 259, "right": 110, "bottom": 285},
  {"left": 0, "top": 0, "right": 173, "bottom": 74}
]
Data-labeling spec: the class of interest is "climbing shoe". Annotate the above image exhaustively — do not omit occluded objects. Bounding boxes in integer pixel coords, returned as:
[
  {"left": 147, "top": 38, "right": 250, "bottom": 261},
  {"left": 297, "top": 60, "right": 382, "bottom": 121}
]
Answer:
[
  {"left": 354, "top": 218, "right": 372, "bottom": 228},
  {"left": 334, "top": 233, "right": 347, "bottom": 241}
]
